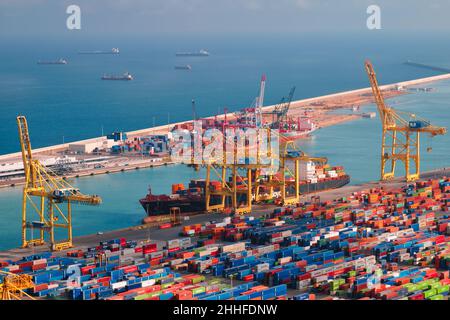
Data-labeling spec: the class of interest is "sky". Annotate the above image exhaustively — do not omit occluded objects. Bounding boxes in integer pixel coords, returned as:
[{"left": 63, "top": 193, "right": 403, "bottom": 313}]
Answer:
[{"left": 0, "top": 0, "right": 449, "bottom": 37}]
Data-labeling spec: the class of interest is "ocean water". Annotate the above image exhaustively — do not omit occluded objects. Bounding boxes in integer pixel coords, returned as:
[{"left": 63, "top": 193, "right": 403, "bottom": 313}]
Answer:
[
  {"left": 1, "top": 32, "right": 449, "bottom": 154},
  {"left": 1, "top": 32, "right": 450, "bottom": 250}
]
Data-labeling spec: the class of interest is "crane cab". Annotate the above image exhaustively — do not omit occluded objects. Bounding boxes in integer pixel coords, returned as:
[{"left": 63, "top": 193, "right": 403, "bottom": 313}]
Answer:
[
  {"left": 52, "top": 188, "right": 80, "bottom": 201},
  {"left": 409, "top": 120, "right": 430, "bottom": 129}
]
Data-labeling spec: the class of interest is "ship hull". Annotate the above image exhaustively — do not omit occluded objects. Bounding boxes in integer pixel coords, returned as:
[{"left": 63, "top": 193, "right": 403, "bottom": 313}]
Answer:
[
  {"left": 140, "top": 175, "right": 350, "bottom": 216},
  {"left": 140, "top": 198, "right": 207, "bottom": 216},
  {"left": 101, "top": 78, "right": 132, "bottom": 80},
  {"left": 175, "top": 53, "right": 209, "bottom": 57}
]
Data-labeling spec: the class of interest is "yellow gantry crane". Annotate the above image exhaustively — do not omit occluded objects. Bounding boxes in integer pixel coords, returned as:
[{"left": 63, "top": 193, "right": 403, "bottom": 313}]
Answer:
[
  {"left": 204, "top": 128, "right": 273, "bottom": 215},
  {"left": 201, "top": 128, "right": 326, "bottom": 214},
  {"left": 17, "top": 116, "right": 102, "bottom": 251},
  {"left": 0, "top": 270, "right": 35, "bottom": 300},
  {"left": 364, "top": 60, "right": 447, "bottom": 182},
  {"left": 254, "top": 136, "right": 327, "bottom": 206}
]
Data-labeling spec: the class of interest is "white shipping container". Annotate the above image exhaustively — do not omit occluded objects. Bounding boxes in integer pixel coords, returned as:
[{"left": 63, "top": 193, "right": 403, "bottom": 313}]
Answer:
[
  {"left": 221, "top": 242, "right": 246, "bottom": 253},
  {"left": 256, "top": 263, "right": 270, "bottom": 273},
  {"left": 278, "top": 256, "right": 292, "bottom": 265},
  {"left": 198, "top": 249, "right": 212, "bottom": 257},
  {"left": 170, "top": 259, "right": 184, "bottom": 266},
  {"left": 281, "top": 230, "right": 292, "bottom": 237},
  {"left": 215, "top": 222, "right": 227, "bottom": 228},
  {"left": 7, "top": 265, "right": 20, "bottom": 271},
  {"left": 297, "top": 279, "right": 311, "bottom": 289},
  {"left": 111, "top": 281, "right": 127, "bottom": 290},
  {"left": 167, "top": 239, "right": 180, "bottom": 249},
  {"left": 122, "top": 248, "right": 135, "bottom": 256},
  {"left": 314, "top": 275, "right": 328, "bottom": 283}
]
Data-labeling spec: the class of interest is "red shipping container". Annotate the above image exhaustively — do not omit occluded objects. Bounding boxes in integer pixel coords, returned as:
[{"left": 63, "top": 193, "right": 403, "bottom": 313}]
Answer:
[
  {"left": 33, "top": 284, "right": 49, "bottom": 293},
  {"left": 243, "top": 274, "right": 254, "bottom": 282}
]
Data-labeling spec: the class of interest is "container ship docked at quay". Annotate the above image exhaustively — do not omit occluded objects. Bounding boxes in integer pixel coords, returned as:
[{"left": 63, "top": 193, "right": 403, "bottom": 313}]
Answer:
[
  {"left": 140, "top": 163, "right": 350, "bottom": 217},
  {"left": 140, "top": 75, "right": 345, "bottom": 217}
]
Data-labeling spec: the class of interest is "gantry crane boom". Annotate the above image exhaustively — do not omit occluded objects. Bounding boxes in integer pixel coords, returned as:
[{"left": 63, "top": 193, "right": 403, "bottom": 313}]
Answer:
[
  {"left": 17, "top": 116, "right": 102, "bottom": 251},
  {"left": 364, "top": 60, "right": 447, "bottom": 181},
  {"left": 0, "top": 270, "right": 35, "bottom": 300}
]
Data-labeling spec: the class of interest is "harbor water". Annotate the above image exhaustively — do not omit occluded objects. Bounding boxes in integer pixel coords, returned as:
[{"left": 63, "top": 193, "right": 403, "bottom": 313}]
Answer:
[{"left": 1, "top": 32, "right": 450, "bottom": 250}]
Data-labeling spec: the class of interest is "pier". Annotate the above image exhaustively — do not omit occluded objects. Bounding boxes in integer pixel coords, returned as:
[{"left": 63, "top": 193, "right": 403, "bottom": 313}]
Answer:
[
  {"left": 404, "top": 60, "right": 450, "bottom": 73},
  {"left": 1, "top": 72, "right": 450, "bottom": 189}
]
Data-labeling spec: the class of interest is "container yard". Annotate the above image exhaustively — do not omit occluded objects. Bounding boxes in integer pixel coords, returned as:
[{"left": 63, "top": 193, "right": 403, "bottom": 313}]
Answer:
[{"left": 1, "top": 175, "right": 450, "bottom": 301}]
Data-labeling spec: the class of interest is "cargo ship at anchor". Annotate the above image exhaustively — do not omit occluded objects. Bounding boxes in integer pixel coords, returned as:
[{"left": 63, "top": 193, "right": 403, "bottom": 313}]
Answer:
[
  {"left": 140, "top": 166, "right": 350, "bottom": 216},
  {"left": 101, "top": 72, "right": 133, "bottom": 80},
  {"left": 176, "top": 49, "right": 209, "bottom": 57},
  {"left": 175, "top": 65, "right": 192, "bottom": 70},
  {"left": 79, "top": 48, "right": 120, "bottom": 54},
  {"left": 37, "top": 58, "right": 68, "bottom": 65}
]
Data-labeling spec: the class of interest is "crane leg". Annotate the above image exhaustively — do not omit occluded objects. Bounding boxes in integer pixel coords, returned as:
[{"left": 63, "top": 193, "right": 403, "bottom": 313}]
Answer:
[
  {"left": 205, "top": 165, "right": 211, "bottom": 212},
  {"left": 48, "top": 199, "right": 55, "bottom": 250},
  {"left": 389, "top": 130, "right": 397, "bottom": 178},
  {"left": 416, "top": 132, "right": 420, "bottom": 178},
  {"left": 67, "top": 201, "right": 72, "bottom": 246},
  {"left": 21, "top": 191, "right": 27, "bottom": 248},
  {"left": 39, "top": 195, "right": 45, "bottom": 244},
  {"left": 381, "top": 128, "right": 395, "bottom": 180},
  {"left": 407, "top": 132, "right": 420, "bottom": 181},
  {"left": 405, "top": 132, "right": 411, "bottom": 181}
]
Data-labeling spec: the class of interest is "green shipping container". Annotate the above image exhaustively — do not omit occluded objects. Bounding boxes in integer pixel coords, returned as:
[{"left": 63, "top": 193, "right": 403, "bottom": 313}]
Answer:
[
  {"left": 423, "top": 289, "right": 437, "bottom": 299},
  {"left": 192, "top": 287, "right": 206, "bottom": 295}
]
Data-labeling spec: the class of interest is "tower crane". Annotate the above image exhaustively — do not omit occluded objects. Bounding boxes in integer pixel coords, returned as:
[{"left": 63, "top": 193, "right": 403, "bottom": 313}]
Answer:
[
  {"left": 364, "top": 60, "right": 447, "bottom": 181},
  {"left": 17, "top": 116, "right": 102, "bottom": 251},
  {"left": 0, "top": 270, "right": 35, "bottom": 300},
  {"left": 233, "top": 74, "right": 266, "bottom": 128},
  {"left": 191, "top": 99, "right": 197, "bottom": 122},
  {"left": 255, "top": 74, "right": 266, "bottom": 128},
  {"left": 264, "top": 86, "right": 296, "bottom": 129}
]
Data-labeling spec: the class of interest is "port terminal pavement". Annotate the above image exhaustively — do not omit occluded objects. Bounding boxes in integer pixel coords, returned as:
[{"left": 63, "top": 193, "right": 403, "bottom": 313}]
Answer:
[{"left": 2, "top": 167, "right": 450, "bottom": 261}]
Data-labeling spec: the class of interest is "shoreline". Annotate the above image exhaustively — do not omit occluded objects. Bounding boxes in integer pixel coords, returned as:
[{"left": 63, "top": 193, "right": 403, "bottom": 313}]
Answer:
[
  {"left": 0, "top": 73, "right": 449, "bottom": 190},
  {"left": 1, "top": 72, "right": 449, "bottom": 161}
]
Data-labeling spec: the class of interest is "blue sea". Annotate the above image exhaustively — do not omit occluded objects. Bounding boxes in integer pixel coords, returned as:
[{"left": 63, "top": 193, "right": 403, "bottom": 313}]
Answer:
[{"left": 1, "top": 32, "right": 450, "bottom": 249}]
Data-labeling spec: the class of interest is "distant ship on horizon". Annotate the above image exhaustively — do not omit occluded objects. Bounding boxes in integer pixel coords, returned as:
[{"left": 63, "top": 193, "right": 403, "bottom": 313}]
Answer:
[
  {"left": 101, "top": 72, "right": 133, "bottom": 81},
  {"left": 37, "top": 58, "right": 68, "bottom": 65},
  {"left": 175, "top": 65, "right": 192, "bottom": 70},
  {"left": 79, "top": 48, "right": 120, "bottom": 55},
  {"left": 175, "top": 49, "right": 209, "bottom": 57}
]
